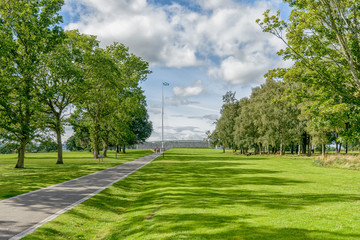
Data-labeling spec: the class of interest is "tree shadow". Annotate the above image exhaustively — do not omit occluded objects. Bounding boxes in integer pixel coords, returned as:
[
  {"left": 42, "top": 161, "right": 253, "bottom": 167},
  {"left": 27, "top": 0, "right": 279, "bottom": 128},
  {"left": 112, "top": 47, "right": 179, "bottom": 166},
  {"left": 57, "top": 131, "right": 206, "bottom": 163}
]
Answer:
[{"left": 26, "top": 150, "right": 360, "bottom": 239}]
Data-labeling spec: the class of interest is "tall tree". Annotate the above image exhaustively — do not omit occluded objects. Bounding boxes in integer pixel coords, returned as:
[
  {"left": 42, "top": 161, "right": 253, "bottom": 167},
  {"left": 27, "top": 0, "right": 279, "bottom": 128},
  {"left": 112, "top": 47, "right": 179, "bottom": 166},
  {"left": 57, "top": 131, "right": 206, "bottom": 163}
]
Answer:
[
  {"left": 74, "top": 42, "right": 151, "bottom": 158},
  {"left": 215, "top": 91, "right": 239, "bottom": 152},
  {"left": 37, "top": 30, "right": 98, "bottom": 164},
  {"left": 0, "top": 0, "right": 64, "bottom": 168},
  {"left": 257, "top": 0, "right": 360, "bottom": 105}
]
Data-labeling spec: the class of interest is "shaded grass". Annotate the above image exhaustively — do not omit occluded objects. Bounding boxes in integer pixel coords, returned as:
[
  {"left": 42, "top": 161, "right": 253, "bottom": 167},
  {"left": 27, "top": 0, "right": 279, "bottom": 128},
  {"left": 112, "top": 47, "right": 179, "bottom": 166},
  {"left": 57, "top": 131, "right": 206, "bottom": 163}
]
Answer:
[
  {"left": 0, "top": 150, "right": 153, "bottom": 200},
  {"left": 24, "top": 149, "right": 360, "bottom": 239}
]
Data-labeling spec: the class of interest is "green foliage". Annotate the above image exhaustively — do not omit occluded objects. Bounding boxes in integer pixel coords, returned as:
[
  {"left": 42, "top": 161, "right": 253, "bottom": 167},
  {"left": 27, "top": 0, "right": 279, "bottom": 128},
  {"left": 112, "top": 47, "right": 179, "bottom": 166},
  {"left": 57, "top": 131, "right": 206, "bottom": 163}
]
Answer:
[
  {"left": 0, "top": 143, "right": 18, "bottom": 154},
  {"left": 28, "top": 140, "right": 58, "bottom": 153},
  {"left": 214, "top": 91, "right": 240, "bottom": 151},
  {"left": 36, "top": 30, "right": 99, "bottom": 164},
  {"left": 65, "top": 135, "right": 87, "bottom": 152},
  {"left": 255, "top": 0, "right": 360, "bottom": 155},
  {"left": 0, "top": 1, "right": 152, "bottom": 166},
  {"left": 259, "top": 0, "right": 360, "bottom": 104},
  {"left": 69, "top": 42, "right": 152, "bottom": 158},
  {"left": 213, "top": 79, "right": 302, "bottom": 155},
  {"left": 0, "top": 0, "right": 64, "bottom": 167}
]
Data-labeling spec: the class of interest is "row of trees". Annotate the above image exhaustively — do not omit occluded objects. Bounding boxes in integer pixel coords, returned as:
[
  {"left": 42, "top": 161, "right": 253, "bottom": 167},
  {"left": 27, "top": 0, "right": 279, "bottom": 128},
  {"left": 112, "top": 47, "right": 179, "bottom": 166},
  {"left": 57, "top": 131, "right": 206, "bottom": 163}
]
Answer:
[
  {"left": 0, "top": 0, "right": 152, "bottom": 168},
  {"left": 209, "top": 0, "right": 360, "bottom": 156}
]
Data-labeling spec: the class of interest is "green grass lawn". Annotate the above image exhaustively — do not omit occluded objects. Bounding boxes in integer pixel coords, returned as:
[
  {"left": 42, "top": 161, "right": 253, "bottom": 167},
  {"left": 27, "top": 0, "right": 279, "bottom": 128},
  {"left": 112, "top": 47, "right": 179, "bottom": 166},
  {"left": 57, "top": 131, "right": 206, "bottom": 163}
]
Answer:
[
  {"left": 0, "top": 149, "right": 153, "bottom": 200},
  {"left": 19, "top": 148, "right": 360, "bottom": 239}
]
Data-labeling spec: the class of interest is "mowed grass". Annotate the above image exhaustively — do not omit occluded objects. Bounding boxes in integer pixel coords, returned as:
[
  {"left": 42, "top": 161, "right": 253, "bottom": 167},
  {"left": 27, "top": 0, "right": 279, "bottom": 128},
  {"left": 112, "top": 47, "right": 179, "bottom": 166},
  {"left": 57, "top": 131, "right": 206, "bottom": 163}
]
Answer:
[
  {"left": 0, "top": 149, "right": 153, "bottom": 200},
  {"left": 23, "top": 148, "right": 360, "bottom": 240}
]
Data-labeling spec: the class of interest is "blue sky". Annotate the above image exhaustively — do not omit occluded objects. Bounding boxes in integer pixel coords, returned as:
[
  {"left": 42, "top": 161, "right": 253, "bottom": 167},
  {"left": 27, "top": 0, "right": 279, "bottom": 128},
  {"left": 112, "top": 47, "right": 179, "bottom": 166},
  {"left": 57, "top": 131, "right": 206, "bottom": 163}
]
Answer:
[{"left": 60, "top": 0, "right": 292, "bottom": 141}]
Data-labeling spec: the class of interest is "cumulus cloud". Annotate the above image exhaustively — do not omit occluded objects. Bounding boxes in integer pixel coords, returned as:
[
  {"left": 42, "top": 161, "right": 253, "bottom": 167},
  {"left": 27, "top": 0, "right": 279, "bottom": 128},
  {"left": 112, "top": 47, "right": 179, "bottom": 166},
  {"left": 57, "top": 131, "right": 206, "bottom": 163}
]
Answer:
[
  {"left": 63, "top": 0, "right": 286, "bottom": 83},
  {"left": 64, "top": 0, "right": 201, "bottom": 67},
  {"left": 209, "top": 55, "right": 272, "bottom": 85},
  {"left": 173, "top": 80, "right": 204, "bottom": 97},
  {"left": 164, "top": 126, "right": 205, "bottom": 140}
]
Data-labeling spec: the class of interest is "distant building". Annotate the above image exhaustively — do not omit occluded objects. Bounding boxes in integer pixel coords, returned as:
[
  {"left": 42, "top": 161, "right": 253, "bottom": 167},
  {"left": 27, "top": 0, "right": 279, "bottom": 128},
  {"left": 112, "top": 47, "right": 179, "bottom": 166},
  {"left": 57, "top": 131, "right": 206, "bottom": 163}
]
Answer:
[{"left": 136, "top": 140, "right": 210, "bottom": 149}]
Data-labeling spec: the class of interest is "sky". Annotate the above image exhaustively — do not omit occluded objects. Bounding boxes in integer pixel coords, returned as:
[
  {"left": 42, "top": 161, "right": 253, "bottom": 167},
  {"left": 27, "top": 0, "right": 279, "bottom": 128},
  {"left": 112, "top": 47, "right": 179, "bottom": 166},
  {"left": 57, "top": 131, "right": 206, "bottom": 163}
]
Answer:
[{"left": 60, "top": 0, "right": 292, "bottom": 142}]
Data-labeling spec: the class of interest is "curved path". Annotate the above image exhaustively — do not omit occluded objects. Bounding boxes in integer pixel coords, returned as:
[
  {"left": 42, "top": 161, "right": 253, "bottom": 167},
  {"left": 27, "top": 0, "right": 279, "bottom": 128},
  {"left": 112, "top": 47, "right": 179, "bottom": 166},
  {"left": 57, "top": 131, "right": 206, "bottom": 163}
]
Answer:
[{"left": 0, "top": 153, "right": 160, "bottom": 240}]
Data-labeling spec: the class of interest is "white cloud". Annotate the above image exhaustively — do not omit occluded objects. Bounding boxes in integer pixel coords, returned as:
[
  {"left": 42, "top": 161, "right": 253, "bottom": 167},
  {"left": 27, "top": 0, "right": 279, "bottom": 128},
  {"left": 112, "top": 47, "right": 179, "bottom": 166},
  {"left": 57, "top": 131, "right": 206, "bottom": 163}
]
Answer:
[
  {"left": 209, "top": 55, "right": 271, "bottom": 85},
  {"left": 173, "top": 80, "right": 204, "bottom": 97},
  {"left": 64, "top": 0, "right": 201, "bottom": 67},
  {"left": 63, "top": 0, "right": 286, "bottom": 79}
]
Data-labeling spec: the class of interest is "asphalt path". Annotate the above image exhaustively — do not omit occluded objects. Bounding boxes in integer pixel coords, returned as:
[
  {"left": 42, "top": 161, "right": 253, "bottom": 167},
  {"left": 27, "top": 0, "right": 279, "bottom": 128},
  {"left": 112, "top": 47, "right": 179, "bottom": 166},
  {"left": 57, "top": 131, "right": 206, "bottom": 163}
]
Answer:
[{"left": 0, "top": 152, "right": 160, "bottom": 240}]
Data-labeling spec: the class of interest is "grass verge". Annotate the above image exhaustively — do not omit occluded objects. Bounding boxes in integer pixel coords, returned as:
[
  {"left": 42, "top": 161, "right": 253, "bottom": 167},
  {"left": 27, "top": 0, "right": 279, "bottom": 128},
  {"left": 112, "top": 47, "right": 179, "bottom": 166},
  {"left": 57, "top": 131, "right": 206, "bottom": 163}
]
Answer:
[
  {"left": 23, "top": 148, "right": 360, "bottom": 239},
  {"left": 0, "top": 149, "right": 153, "bottom": 200}
]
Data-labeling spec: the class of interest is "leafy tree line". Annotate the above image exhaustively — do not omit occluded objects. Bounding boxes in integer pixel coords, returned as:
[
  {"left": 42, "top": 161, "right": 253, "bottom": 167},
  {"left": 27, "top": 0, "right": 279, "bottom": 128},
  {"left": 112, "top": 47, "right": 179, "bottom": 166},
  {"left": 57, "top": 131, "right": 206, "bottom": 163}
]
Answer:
[
  {"left": 0, "top": 0, "right": 152, "bottom": 168},
  {"left": 210, "top": 80, "right": 360, "bottom": 156},
  {"left": 209, "top": 0, "right": 360, "bottom": 156}
]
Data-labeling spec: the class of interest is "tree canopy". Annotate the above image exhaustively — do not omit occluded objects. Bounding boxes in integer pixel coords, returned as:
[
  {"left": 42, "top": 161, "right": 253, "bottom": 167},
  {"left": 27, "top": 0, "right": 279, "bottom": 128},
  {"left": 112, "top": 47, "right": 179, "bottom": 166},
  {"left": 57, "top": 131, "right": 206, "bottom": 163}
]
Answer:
[{"left": 0, "top": 0, "right": 152, "bottom": 167}]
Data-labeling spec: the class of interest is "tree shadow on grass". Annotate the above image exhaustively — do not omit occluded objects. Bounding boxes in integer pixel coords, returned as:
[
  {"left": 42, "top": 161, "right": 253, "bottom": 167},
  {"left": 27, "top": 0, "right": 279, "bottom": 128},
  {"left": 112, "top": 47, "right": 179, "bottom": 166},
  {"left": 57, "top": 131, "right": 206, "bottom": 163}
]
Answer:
[
  {"left": 103, "top": 210, "right": 360, "bottom": 240},
  {"left": 26, "top": 151, "right": 360, "bottom": 240}
]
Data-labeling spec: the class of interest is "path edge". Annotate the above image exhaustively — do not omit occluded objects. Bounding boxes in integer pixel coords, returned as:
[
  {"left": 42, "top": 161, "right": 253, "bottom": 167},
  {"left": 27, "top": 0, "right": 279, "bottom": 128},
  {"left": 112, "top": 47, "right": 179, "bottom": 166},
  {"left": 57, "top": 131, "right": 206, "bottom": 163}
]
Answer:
[{"left": 9, "top": 153, "right": 160, "bottom": 240}]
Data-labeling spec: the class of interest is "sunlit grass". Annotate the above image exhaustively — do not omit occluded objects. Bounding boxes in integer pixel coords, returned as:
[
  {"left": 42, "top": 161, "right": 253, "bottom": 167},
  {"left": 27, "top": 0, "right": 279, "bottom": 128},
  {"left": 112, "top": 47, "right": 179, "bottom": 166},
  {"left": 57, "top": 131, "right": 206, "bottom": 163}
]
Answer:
[
  {"left": 24, "top": 148, "right": 360, "bottom": 240},
  {"left": 0, "top": 149, "right": 153, "bottom": 200}
]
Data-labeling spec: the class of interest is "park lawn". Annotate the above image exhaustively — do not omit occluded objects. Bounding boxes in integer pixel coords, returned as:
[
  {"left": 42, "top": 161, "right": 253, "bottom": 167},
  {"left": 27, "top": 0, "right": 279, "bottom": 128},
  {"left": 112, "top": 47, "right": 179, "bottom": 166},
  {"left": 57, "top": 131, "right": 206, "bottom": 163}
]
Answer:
[
  {"left": 0, "top": 149, "right": 153, "bottom": 200},
  {"left": 24, "top": 148, "right": 360, "bottom": 240}
]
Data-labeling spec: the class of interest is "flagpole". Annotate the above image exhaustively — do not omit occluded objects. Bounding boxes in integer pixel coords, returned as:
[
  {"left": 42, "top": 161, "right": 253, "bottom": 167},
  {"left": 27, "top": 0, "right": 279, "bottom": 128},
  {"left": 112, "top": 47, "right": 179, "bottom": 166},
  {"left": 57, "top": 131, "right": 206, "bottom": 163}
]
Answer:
[
  {"left": 162, "top": 82, "right": 164, "bottom": 151},
  {"left": 161, "top": 82, "right": 169, "bottom": 152}
]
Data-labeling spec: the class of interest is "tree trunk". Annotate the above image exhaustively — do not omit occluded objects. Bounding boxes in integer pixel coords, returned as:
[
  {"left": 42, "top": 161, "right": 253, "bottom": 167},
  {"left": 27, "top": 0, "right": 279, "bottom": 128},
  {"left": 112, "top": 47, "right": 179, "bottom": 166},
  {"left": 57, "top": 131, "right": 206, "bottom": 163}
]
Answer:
[
  {"left": 291, "top": 143, "right": 294, "bottom": 154},
  {"left": 103, "top": 145, "right": 107, "bottom": 157},
  {"left": 302, "top": 133, "right": 307, "bottom": 154},
  {"left": 267, "top": 144, "right": 270, "bottom": 155},
  {"left": 298, "top": 142, "right": 301, "bottom": 155},
  {"left": 93, "top": 132, "right": 99, "bottom": 159},
  {"left": 222, "top": 146, "right": 225, "bottom": 153},
  {"left": 15, "top": 140, "right": 26, "bottom": 168},
  {"left": 322, "top": 144, "right": 325, "bottom": 157},
  {"left": 339, "top": 143, "right": 342, "bottom": 153},
  {"left": 122, "top": 145, "right": 126, "bottom": 154},
  {"left": 346, "top": 143, "right": 348, "bottom": 154},
  {"left": 56, "top": 126, "right": 63, "bottom": 164},
  {"left": 336, "top": 142, "right": 339, "bottom": 153},
  {"left": 259, "top": 144, "right": 262, "bottom": 155},
  {"left": 307, "top": 136, "right": 312, "bottom": 157},
  {"left": 103, "top": 147, "right": 107, "bottom": 157},
  {"left": 280, "top": 143, "right": 283, "bottom": 156}
]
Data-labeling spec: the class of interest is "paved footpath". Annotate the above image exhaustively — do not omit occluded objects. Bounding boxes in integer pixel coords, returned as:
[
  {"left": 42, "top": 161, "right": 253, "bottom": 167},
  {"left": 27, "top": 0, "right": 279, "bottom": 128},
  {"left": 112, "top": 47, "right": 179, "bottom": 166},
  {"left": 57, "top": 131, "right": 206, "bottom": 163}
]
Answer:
[{"left": 0, "top": 153, "right": 160, "bottom": 240}]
